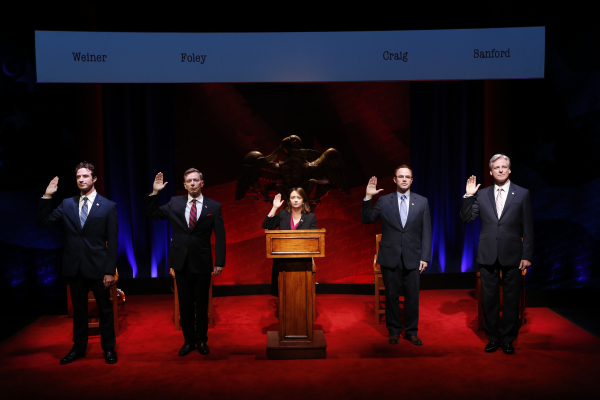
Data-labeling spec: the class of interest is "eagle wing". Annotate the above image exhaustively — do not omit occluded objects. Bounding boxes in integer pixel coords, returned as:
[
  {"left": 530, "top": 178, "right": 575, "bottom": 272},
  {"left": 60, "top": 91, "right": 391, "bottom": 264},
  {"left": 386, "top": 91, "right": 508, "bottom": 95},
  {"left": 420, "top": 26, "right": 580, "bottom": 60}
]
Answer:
[
  {"left": 311, "top": 148, "right": 349, "bottom": 194},
  {"left": 235, "top": 151, "right": 281, "bottom": 200}
]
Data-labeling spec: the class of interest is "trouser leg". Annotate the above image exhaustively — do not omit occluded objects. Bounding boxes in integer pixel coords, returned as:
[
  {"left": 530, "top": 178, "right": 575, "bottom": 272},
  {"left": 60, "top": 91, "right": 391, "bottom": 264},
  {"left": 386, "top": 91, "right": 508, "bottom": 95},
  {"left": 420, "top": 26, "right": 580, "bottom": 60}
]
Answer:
[
  {"left": 68, "top": 272, "right": 89, "bottom": 353},
  {"left": 175, "top": 268, "right": 197, "bottom": 345},
  {"left": 479, "top": 263, "right": 501, "bottom": 342},
  {"left": 500, "top": 266, "right": 522, "bottom": 344},
  {"left": 381, "top": 265, "right": 403, "bottom": 335},
  {"left": 89, "top": 277, "right": 116, "bottom": 351},
  {"left": 193, "top": 273, "right": 212, "bottom": 344},
  {"left": 403, "top": 264, "right": 420, "bottom": 336}
]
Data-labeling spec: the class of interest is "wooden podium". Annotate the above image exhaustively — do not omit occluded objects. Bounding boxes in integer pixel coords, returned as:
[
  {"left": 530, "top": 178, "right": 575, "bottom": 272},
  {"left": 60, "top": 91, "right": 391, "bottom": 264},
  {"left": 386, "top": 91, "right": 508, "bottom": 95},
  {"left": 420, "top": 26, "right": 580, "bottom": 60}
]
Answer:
[{"left": 265, "top": 229, "right": 327, "bottom": 360}]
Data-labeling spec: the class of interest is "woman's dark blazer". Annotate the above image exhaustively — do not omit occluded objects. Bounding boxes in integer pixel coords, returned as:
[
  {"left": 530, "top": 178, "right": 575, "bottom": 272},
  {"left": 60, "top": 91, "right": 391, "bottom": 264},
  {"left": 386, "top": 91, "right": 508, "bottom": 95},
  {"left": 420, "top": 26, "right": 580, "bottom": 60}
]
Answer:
[{"left": 262, "top": 210, "right": 318, "bottom": 296}]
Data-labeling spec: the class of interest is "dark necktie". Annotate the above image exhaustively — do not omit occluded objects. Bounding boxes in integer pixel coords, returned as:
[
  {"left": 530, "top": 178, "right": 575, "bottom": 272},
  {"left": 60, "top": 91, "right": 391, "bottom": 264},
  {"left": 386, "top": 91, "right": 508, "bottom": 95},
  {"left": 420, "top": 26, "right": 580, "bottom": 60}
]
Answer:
[
  {"left": 80, "top": 197, "right": 89, "bottom": 228},
  {"left": 189, "top": 200, "right": 197, "bottom": 230}
]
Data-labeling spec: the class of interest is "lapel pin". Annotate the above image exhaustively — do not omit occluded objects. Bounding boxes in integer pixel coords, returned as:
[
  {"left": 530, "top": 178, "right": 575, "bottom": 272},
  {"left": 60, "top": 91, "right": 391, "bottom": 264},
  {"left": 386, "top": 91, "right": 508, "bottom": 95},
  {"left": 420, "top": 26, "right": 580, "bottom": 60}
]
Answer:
[
  {"left": 412, "top": 203, "right": 414, "bottom": 205},
  {"left": 512, "top": 193, "right": 514, "bottom": 195},
  {"left": 96, "top": 203, "right": 100, "bottom": 206}
]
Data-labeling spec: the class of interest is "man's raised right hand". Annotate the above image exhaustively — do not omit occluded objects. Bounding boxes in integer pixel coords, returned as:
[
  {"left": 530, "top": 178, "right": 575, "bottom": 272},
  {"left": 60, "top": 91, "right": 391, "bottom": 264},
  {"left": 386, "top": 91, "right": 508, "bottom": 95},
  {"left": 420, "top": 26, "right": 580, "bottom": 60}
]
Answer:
[
  {"left": 152, "top": 172, "right": 168, "bottom": 195},
  {"left": 44, "top": 176, "right": 59, "bottom": 198},
  {"left": 465, "top": 175, "right": 481, "bottom": 196},
  {"left": 365, "top": 176, "right": 384, "bottom": 200}
]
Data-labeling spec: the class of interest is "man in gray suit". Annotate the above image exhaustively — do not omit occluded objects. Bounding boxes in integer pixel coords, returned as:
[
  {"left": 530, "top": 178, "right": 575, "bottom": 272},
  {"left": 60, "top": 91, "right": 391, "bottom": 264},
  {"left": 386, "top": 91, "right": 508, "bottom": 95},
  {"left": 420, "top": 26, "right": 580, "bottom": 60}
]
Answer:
[
  {"left": 362, "top": 165, "right": 432, "bottom": 345},
  {"left": 461, "top": 154, "right": 533, "bottom": 354}
]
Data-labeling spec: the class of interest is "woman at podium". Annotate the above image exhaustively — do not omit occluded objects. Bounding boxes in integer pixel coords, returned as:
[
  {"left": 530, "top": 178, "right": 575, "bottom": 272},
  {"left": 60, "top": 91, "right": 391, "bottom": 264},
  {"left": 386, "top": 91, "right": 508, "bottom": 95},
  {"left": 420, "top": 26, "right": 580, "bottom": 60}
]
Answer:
[{"left": 262, "top": 187, "right": 318, "bottom": 296}]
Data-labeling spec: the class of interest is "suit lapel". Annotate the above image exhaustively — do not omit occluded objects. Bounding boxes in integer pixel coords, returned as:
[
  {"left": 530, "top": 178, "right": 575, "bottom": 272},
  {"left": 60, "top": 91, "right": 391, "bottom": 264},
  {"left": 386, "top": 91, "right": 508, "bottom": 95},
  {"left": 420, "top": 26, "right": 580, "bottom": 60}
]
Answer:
[
  {"left": 389, "top": 193, "right": 403, "bottom": 230},
  {"left": 72, "top": 196, "right": 82, "bottom": 232},
  {"left": 296, "top": 214, "right": 309, "bottom": 229},
  {"left": 178, "top": 196, "right": 189, "bottom": 228},
  {"left": 499, "top": 184, "right": 516, "bottom": 221},
  {"left": 81, "top": 195, "right": 102, "bottom": 231},
  {"left": 192, "top": 197, "right": 208, "bottom": 232},
  {"left": 404, "top": 194, "right": 417, "bottom": 228},
  {"left": 487, "top": 187, "right": 499, "bottom": 219}
]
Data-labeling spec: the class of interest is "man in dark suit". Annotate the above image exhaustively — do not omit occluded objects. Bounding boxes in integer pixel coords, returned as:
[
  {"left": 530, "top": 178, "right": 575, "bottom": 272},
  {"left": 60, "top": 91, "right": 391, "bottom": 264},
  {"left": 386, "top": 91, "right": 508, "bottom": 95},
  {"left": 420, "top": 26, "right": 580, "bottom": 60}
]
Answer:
[
  {"left": 461, "top": 154, "right": 533, "bottom": 355},
  {"left": 362, "top": 165, "right": 432, "bottom": 346},
  {"left": 147, "top": 168, "right": 225, "bottom": 357},
  {"left": 37, "top": 162, "right": 119, "bottom": 364}
]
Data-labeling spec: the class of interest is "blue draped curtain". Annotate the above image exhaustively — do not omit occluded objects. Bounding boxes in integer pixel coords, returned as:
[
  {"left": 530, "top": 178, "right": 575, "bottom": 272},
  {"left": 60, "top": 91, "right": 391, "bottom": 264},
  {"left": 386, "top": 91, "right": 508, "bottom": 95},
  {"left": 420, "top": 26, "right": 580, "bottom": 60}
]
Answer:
[
  {"left": 102, "top": 84, "right": 175, "bottom": 278},
  {"left": 410, "top": 81, "right": 484, "bottom": 273}
]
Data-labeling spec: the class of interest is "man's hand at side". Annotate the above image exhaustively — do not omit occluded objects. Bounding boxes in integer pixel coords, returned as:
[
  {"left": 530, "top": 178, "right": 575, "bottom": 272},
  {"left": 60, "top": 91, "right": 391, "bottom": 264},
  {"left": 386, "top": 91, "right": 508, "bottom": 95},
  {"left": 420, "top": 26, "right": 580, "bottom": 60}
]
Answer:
[
  {"left": 519, "top": 260, "right": 531, "bottom": 271},
  {"left": 103, "top": 274, "right": 115, "bottom": 289}
]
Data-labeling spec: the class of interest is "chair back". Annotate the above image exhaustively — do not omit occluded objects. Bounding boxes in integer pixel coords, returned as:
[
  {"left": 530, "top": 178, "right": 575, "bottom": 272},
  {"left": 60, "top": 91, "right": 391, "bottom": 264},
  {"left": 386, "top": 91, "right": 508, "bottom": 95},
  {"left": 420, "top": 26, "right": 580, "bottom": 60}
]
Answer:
[{"left": 373, "top": 234, "right": 382, "bottom": 273}]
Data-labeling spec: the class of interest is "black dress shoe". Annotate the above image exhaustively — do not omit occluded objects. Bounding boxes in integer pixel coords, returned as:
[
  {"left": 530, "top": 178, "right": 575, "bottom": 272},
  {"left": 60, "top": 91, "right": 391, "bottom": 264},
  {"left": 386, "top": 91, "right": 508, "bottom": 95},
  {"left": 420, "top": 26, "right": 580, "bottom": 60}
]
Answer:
[
  {"left": 60, "top": 349, "right": 85, "bottom": 365},
  {"left": 178, "top": 343, "right": 195, "bottom": 357},
  {"left": 388, "top": 334, "right": 400, "bottom": 345},
  {"left": 405, "top": 334, "right": 423, "bottom": 346},
  {"left": 104, "top": 349, "right": 118, "bottom": 364},
  {"left": 198, "top": 342, "right": 210, "bottom": 355},
  {"left": 485, "top": 341, "right": 501, "bottom": 353},
  {"left": 501, "top": 342, "right": 515, "bottom": 355}
]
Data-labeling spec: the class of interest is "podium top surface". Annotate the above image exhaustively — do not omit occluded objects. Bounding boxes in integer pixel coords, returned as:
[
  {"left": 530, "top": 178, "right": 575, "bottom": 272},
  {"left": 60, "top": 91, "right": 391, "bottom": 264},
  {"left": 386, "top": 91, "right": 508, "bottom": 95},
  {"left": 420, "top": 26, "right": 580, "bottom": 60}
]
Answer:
[{"left": 265, "top": 229, "right": 325, "bottom": 258}]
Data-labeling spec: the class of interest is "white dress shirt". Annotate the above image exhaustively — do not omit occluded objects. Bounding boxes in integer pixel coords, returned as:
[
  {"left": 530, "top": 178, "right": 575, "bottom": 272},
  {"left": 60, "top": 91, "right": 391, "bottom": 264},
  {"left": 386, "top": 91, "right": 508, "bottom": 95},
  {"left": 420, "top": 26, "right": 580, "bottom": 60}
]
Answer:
[
  {"left": 79, "top": 189, "right": 98, "bottom": 218},
  {"left": 397, "top": 190, "right": 411, "bottom": 215},
  {"left": 494, "top": 180, "right": 510, "bottom": 218},
  {"left": 185, "top": 194, "right": 204, "bottom": 227}
]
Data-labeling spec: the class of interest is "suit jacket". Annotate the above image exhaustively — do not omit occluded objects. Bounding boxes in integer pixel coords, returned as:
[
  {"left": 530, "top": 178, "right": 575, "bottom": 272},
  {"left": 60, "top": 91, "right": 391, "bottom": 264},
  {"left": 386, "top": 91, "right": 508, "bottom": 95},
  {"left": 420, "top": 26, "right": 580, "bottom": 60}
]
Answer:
[
  {"left": 262, "top": 210, "right": 317, "bottom": 231},
  {"left": 37, "top": 194, "right": 118, "bottom": 279},
  {"left": 461, "top": 183, "right": 533, "bottom": 266},
  {"left": 362, "top": 192, "right": 432, "bottom": 270},
  {"left": 146, "top": 194, "right": 225, "bottom": 274}
]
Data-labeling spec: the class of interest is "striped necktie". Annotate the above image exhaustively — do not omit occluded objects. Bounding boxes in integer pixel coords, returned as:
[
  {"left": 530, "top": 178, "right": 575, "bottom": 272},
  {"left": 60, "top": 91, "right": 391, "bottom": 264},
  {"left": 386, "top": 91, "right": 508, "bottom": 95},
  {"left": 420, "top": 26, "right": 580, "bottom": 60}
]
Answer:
[
  {"left": 80, "top": 197, "right": 89, "bottom": 228},
  {"left": 189, "top": 200, "right": 197, "bottom": 230},
  {"left": 495, "top": 188, "right": 504, "bottom": 218}
]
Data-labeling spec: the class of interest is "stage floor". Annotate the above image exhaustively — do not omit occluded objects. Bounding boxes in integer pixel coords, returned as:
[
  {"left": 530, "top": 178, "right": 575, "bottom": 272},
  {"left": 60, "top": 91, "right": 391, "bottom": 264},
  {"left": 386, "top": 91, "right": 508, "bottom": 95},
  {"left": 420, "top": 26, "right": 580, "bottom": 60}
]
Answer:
[{"left": 1, "top": 290, "right": 599, "bottom": 399}]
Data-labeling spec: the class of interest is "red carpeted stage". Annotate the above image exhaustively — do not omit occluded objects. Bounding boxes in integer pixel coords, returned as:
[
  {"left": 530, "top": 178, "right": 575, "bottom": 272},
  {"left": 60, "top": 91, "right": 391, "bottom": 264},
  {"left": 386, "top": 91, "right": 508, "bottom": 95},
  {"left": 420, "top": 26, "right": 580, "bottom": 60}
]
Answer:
[{"left": 1, "top": 290, "right": 598, "bottom": 399}]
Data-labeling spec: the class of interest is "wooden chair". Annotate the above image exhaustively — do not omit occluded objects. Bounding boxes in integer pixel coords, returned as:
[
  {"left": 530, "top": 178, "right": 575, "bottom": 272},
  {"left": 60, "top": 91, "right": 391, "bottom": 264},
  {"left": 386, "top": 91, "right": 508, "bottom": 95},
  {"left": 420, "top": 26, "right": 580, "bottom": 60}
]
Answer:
[
  {"left": 476, "top": 268, "right": 526, "bottom": 330},
  {"left": 67, "top": 269, "right": 121, "bottom": 336},
  {"left": 373, "top": 234, "right": 404, "bottom": 324},
  {"left": 170, "top": 268, "right": 214, "bottom": 331},
  {"left": 373, "top": 234, "right": 385, "bottom": 324}
]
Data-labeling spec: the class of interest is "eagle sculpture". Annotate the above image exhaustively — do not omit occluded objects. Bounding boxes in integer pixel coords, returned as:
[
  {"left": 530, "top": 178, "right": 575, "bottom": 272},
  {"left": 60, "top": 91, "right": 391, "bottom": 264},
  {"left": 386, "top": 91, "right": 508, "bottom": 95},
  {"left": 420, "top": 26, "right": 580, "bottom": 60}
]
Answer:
[{"left": 235, "top": 135, "right": 349, "bottom": 207}]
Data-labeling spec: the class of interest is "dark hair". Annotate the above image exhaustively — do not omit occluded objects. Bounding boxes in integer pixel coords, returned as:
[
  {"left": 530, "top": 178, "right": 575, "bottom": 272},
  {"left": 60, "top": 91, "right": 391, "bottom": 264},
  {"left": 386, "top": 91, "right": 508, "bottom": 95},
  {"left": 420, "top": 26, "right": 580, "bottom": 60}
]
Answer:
[
  {"left": 284, "top": 187, "right": 311, "bottom": 214},
  {"left": 183, "top": 168, "right": 203, "bottom": 180},
  {"left": 75, "top": 161, "right": 96, "bottom": 178},
  {"left": 394, "top": 164, "right": 413, "bottom": 177}
]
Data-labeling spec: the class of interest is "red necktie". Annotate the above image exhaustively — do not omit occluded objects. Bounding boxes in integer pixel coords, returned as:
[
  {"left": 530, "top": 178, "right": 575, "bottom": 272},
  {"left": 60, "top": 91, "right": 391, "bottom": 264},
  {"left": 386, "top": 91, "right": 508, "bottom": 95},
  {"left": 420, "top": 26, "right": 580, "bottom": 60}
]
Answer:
[{"left": 189, "top": 200, "right": 197, "bottom": 230}]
